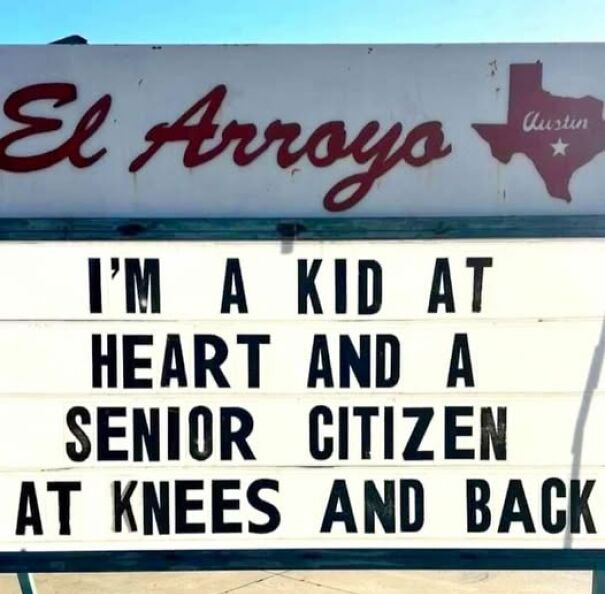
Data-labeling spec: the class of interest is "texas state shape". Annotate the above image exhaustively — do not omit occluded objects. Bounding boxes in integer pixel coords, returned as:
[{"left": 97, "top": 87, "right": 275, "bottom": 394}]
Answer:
[{"left": 472, "top": 62, "right": 605, "bottom": 201}]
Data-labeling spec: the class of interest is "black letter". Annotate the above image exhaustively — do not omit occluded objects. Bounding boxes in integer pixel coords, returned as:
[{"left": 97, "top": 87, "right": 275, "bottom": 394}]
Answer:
[
  {"left": 123, "top": 335, "right": 153, "bottom": 389},
  {"left": 359, "top": 260, "right": 382, "bottom": 315},
  {"left": 307, "top": 335, "right": 334, "bottom": 388},
  {"left": 480, "top": 407, "right": 507, "bottom": 460},
  {"left": 376, "top": 334, "right": 399, "bottom": 387},
  {"left": 400, "top": 479, "right": 424, "bottom": 531},
  {"left": 175, "top": 480, "right": 204, "bottom": 534},
  {"left": 309, "top": 405, "right": 333, "bottom": 460},
  {"left": 143, "top": 481, "right": 170, "bottom": 535},
  {"left": 189, "top": 406, "right": 213, "bottom": 461},
  {"left": 98, "top": 407, "right": 128, "bottom": 461},
  {"left": 15, "top": 482, "right": 43, "bottom": 535},
  {"left": 113, "top": 480, "right": 137, "bottom": 532},
  {"left": 65, "top": 406, "right": 92, "bottom": 462},
  {"left": 221, "top": 258, "right": 248, "bottom": 313},
  {"left": 88, "top": 258, "right": 102, "bottom": 313},
  {"left": 364, "top": 480, "right": 395, "bottom": 533},
  {"left": 92, "top": 334, "right": 117, "bottom": 388},
  {"left": 428, "top": 258, "right": 454, "bottom": 313},
  {"left": 447, "top": 333, "right": 475, "bottom": 387},
  {"left": 403, "top": 408, "right": 434, "bottom": 461},
  {"left": 47, "top": 481, "right": 81, "bottom": 535},
  {"left": 194, "top": 335, "right": 230, "bottom": 388},
  {"left": 247, "top": 479, "right": 280, "bottom": 534},
  {"left": 570, "top": 479, "right": 596, "bottom": 533},
  {"left": 466, "top": 479, "right": 490, "bottom": 532},
  {"left": 212, "top": 480, "right": 242, "bottom": 533},
  {"left": 335, "top": 259, "right": 347, "bottom": 314},
  {"left": 237, "top": 334, "right": 270, "bottom": 388},
  {"left": 320, "top": 479, "right": 357, "bottom": 533},
  {"left": 445, "top": 406, "right": 474, "bottom": 459},
  {"left": 133, "top": 408, "right": 160, "bottom": 462},
  {"left": 542, "top": 478, "right": 566, "bottom": 534},
  {"left": 125, "top": 258, "right": 161, "bottom": 313},
  {"left": 498, "top": 480, "right": 535, "bottom": 533},
  {"left": 221, "top": 408, "right": 255, "bottom": 460},
  {"left": 466, "top": 257, "right": 492, "bottom": 313},
  {"left": 340, "top": 335, "right": 370, "bottom": 388},
  {"left": 160, "top": 334, "right": 187, "bottom": 387},
  {"left": 353, "top": 406, "right": 379, "bottom": 459},
  {"left": 167, "top": 407, "right": 180, "bottom": 461},
  {"left": 298, "top": 259, "right": 323, "bottom": 314}
]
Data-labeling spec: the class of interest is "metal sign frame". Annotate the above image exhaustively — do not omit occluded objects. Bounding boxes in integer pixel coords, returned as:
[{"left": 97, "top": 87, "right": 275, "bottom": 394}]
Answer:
[{"left": 0, "top": 215, "right": 604, "bottom": 240}]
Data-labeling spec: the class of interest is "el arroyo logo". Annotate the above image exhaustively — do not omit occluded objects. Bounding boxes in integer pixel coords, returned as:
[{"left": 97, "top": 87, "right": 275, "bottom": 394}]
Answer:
[{"left": 472, "top": 62, "right": 605, "bottom": 202}]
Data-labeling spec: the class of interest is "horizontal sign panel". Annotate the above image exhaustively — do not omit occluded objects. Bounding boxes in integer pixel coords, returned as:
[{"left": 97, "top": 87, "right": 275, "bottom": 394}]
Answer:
[
  {"left": 2, "top": 45, "right": 605, "bottom": 217},
  {"left": 0, "top": 467, "right": 600, "bottom": 551},
  {"left": 0, "top": 240, "right": 602, "bottom": 320},
  {"left": 0, "top": 320, "right": 602, "bottom": 394},
  {"left": 0, "top": 237, "right": 601, "bottom": 558},
  {"left": 0, "top": 394, "right": 599, "bottom": 469}
]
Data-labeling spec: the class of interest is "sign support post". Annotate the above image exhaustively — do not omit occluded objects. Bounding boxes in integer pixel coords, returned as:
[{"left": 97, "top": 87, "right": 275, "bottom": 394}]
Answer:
[{"left": 17, "top": 574, "right": 37, "bottom": 594}]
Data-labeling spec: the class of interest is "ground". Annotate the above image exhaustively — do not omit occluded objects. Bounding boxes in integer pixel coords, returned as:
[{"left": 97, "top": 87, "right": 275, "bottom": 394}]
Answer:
[{"left": 0, "top": 570, "right": 592, "bottom": 594}]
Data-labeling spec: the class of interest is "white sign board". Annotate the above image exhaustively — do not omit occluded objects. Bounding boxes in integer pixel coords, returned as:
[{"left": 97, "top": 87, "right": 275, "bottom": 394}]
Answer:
[
  {"left": 0, "top": 239, "right": 601, "bottom": 553},
  {"left": 1, "top": 45, "right": 605, "bottom": 217}
]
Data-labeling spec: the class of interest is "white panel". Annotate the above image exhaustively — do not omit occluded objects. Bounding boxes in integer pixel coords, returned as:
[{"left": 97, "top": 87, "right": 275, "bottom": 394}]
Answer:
[
  {"left": 0, "top": 239, "right": 602, "bottom": 320},
  {"left": 1, "top": 45, "right": 605, "bottom": 216},
  {"left": 0, "top": 468, "right": 600, "bottom": 552},
  {"left": 0, "top": 238, "right": 600, "bottom": 553},
  {"left": 0, "top": 394, "right": 599, "bottom": 469},
  {"left": 0, "top": 319, "right": 600, "bottom": 394}
]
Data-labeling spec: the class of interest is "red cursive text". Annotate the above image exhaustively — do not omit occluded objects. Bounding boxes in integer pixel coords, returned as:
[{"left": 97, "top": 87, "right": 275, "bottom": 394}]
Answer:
[
  {"left": 130, "top": 84, "right": 452, "bottom": 211},
  {"left": 0, "top": 83, "right": 111, "bottom": 172}
]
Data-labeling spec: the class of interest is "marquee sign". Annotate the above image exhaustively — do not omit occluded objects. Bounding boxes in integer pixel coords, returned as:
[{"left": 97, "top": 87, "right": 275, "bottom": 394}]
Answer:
[
  {"left": 2, "top": 45, "right": 605, "bottom": 217},
  {"left": 1, "top": 44, "right": 605, "bottom": 579},
  {"left": 0, "top": 239, "right": 601, "bottom": 559}
]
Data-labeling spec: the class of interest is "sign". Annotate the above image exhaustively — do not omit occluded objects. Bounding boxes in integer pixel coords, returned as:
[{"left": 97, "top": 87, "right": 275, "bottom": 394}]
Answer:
[
  {"left": 2, "top": 45, "right": 605, "bottom": 217},
  {"left": 0, "top": 239, "right": 602, "bottom": 556}
]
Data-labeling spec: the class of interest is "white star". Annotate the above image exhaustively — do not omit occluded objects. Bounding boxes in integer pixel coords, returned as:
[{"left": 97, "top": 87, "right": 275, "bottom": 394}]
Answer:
[{"left": 551, "top": 137, "right": 569, "bottom": 156}]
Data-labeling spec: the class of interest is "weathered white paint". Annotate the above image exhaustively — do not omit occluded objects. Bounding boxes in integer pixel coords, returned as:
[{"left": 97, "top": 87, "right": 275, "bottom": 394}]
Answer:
[
  {"left": 0, "top": 394, "right": 600, "bottom": 469},
  {"left": 0, "top": 239, "right": 603, "bottom": 320},
  {"left": 0, "top": 239, "right": 601, "bottom": 552},
  {"left": 0, "top": 319, "right": 603, "bottom": 394},
  {"left": 1, "top": 45, "right": 605, "bottom": 216},
  {"left": 0, "top": 468, "right": 601, "bottom": 551}
]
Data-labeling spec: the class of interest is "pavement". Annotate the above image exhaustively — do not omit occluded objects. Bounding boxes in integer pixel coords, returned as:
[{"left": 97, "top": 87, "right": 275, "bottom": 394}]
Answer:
[{"left": 0, "top": 570, "right": 593, "bottom": 594}]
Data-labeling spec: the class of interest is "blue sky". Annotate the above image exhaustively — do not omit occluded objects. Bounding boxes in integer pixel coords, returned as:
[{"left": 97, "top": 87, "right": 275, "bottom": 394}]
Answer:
[{"left": 1, "top": 0, "right": 605, "bottom": 44}]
